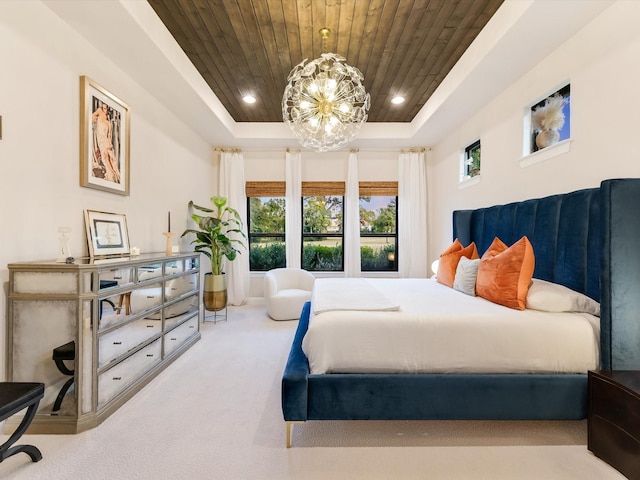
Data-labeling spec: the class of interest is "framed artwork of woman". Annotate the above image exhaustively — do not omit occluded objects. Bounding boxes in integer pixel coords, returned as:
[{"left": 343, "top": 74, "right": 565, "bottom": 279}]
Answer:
[{"left": 80, "top": 76, "right": 130, "bottom": 195}]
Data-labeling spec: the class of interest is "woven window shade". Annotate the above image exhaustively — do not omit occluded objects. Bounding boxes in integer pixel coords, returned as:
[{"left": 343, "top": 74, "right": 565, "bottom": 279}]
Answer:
[
  {"left": 245, "top": 181, "right": 285, "bottom": 197},
  {"left": 301, "top": 181, "right": 345, "bottom": 196},
  {"left": 247, "top": 182, "right": 395, "bottom": 197},
  {"left": 359, "top": 181, "right": 398, "bottom": 196}
]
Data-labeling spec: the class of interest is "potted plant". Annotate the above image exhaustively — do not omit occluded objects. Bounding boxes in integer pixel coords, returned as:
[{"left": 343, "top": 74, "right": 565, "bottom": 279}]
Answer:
[
  {"left": 531, "top": 93, "right": 567, "bottom": 149},
  {"left": 181, "top": 196, "right": 246, "bottom": 311}
]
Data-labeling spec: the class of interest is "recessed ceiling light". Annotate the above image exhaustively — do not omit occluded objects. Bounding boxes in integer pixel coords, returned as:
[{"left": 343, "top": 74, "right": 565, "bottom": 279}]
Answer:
[
  {"left": 391, "top": 96, "right": 405, "bottom": 105},
  {"left": 243, "top": 95, "right": 256, "bottom": 104}
]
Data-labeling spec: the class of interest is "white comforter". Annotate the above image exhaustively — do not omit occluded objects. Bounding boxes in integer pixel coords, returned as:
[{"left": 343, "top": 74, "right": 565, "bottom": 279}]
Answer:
[{"left": 302, "top": 278, "right": 600, "bottom": 375}]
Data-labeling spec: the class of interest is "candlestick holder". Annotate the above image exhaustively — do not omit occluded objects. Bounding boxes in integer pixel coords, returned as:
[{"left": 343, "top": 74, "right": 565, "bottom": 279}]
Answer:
[
  {"left": 56, "top": 226, "right": 72, "bottom": 263},
  {"left": 163, "top": 232, "right": 173, "bottom": 256}
]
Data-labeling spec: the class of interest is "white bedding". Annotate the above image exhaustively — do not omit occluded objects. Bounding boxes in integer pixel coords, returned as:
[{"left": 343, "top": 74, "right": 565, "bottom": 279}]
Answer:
[
  {"left": 301, "top": 278, "right": 600, "bottom": 375},
  {"left": 312, "top": 278, "right": 400, "bottom": 314}
]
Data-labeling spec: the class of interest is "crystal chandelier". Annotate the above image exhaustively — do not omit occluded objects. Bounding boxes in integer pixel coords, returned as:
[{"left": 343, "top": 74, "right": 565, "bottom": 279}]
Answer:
[{"left": 282, "top": 28, "right": 370, "bottom": 152}]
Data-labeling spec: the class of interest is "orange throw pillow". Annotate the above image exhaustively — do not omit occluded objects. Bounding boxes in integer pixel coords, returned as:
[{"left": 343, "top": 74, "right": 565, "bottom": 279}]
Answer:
[
  {"left": 476, "top": 236, "right": 535, "bottom": 310},
  {"left": 437, "top": 239, "right": 479, "bottom": 288}
]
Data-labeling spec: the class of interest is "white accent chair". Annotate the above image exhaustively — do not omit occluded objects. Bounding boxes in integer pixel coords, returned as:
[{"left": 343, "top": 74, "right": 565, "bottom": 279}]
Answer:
[{"left": 264, "top": 268, "right": 315, "bottom": 321}]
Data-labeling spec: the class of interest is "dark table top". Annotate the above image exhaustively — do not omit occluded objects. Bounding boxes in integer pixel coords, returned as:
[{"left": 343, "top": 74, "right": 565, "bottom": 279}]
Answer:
[{"left": 0, "top": 382, "right": 45, "bottom": 419}]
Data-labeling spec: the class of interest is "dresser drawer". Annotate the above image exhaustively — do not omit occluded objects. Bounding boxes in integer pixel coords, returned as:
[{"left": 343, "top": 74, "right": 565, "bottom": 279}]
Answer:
[
  {"left": 98, "top": 317, "right": 162, "bottom": 368},
  {"left": 164, "top": 316, "right": 199, "bottom": 357},
  {"left": 98, "top": 339, "right": 162, "bottom": 407},
  {"left": 589, "top": 415, "right": 640, "bottom": 480},
  {"left": 163, "top": 295, "right": 199, "bottom": 330},
  {"left": 165, "top": 273, "right": 198, "bottom": 299},
  {"left": 128, "top": 285, "right": 164, "bottom": 315},
  {"left": 98, "top": 267, "right": 134, "bottom": 291},
  {"left": 590, "top": 373, "right": 640, "bottom": 439}
]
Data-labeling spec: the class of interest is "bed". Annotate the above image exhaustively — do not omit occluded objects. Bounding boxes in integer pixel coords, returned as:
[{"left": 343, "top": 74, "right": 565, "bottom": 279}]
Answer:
[{"left": 281, "top": 178, "right": 640, "bottom": 447}]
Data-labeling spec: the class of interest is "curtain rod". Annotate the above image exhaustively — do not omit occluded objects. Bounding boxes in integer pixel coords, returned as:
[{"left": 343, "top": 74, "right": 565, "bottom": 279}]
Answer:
[
  {"left": 213, "top": 147, "right": 242, "bottom": 153},
  {"left": 215, "top": 146, "right": 430, "bottom": 153},
  {"left": 400, "top": 147, "right": 429, "bottom": 153}
]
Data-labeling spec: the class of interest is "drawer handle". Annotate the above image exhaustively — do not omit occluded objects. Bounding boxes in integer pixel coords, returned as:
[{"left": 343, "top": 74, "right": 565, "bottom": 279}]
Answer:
[
  {"left": 114, "top": 276, "right": 122, "bottom": 280},
  {"left": 113, "top": 376, "right": 122, "bottom": 380},
  {"left": 189, "top": 326, "right": 195, "bottom": 329},
  {"left": 146, "top": 354, "right": 154, "bottom": 357},
  {"left": 113, "top": 341, "right": 122, "bottom": 345},
  {"left": 146, "top": 296, "right": 155, "bottom": 299},
  {"left": 146, "top": 325, "right": 155, "bottom": 328}
]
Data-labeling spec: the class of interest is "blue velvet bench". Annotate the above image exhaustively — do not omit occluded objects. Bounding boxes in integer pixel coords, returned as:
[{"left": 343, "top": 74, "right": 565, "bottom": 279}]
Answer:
[{"left": 0, "top": 382, "right": 45, "bottom": 463}]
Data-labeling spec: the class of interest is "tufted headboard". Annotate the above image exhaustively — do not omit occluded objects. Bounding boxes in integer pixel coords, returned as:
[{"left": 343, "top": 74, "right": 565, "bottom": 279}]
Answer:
[{"left": 453, "top": 178, "right": 640, "bottom": 371}]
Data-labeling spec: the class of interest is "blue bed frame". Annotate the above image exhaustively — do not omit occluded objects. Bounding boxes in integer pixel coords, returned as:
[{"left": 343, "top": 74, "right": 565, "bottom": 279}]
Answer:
[{"left": 281, "top": 178, "right": 640, "bottom": 447}]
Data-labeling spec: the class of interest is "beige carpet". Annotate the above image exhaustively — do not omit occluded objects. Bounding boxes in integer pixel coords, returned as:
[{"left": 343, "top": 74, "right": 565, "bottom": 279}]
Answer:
[{"left": 0, "top": 299, "right": 626, "bottom": 480}]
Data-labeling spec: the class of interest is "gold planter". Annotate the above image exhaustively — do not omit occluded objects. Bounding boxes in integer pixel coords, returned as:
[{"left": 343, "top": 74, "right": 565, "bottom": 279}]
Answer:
[{"left": 203, "top": 273, "right": 227, "bottom": 311}]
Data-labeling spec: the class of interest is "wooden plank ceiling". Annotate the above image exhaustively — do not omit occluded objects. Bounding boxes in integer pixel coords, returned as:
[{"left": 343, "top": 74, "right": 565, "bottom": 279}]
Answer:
[{"left": 147, "top": 0, "right": 504, "bottom": 123}]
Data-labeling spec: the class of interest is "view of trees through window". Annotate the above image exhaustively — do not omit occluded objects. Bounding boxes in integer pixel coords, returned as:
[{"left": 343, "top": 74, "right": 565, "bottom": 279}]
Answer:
[
  {"left": 248, "top": 193, "right": 398, "bottom": 272},
  {"left": 360, "top": 196, "right": 397, "bottom": 271},
  {"left": 248, "top": 197, "right": 285, "bottom": 271},
  {"left": 302, "top": 196, "right": 343, "bottom": 271}
]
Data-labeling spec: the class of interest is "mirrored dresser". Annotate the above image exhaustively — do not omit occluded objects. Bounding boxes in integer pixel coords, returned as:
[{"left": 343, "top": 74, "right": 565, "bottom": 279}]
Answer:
[{"left": 6, "top": 252, "right": 201, "bottom": 434}]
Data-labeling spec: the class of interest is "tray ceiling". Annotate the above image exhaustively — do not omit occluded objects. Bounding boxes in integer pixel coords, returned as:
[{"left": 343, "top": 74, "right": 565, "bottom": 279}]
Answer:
[{"left": 147, "top": 0, "right": 504, "bottom": 123}]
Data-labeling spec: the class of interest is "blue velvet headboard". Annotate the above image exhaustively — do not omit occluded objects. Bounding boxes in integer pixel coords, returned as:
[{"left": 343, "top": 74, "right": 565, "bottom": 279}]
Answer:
[{"left": 453, "top": 178, "right": 640, "bottom": 371}]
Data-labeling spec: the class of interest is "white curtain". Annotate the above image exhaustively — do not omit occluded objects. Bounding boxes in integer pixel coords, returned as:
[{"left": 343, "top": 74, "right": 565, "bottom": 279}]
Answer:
[
  {"left": 285, "top": 150, "right": 302, "bottom": 269},
  {"left": 344, "top": 151, "right": 361, "bottom": 277},
  {"left": 219, "top": 150, "right": 249, "bottom": 305},
  {"left": 398, "top": 151, "right": 428, "bottom": 278}
]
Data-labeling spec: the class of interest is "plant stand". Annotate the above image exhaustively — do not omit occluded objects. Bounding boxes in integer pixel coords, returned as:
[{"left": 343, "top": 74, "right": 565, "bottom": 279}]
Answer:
[{"left": 204, "top": 305, "right": 227, "bottom": 324}]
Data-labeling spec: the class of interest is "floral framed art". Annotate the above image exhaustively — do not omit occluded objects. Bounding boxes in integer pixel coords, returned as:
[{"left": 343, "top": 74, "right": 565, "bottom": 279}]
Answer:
[
  {"left": 80, "top": 76, "right": 130, "bottom": 195},
  {"left": 84, "top": 210, "right": 130, "bottom": 257}
]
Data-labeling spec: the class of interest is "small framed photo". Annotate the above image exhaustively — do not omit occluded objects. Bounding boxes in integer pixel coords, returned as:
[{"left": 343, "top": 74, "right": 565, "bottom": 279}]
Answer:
[
  {"left": 84, "top": 210, "right": 130, "bottom": 257},
  {"left": 80, "top": 76, "right": 130, "bottom": 195}
]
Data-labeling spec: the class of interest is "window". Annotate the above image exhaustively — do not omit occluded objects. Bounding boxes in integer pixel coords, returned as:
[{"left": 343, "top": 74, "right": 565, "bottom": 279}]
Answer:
[
  {"left": 529, "top": 84, "right": 570, "bottom": 154},
  {"left": 461, "top": 139, "right": 481, "bottom": 181},
  {"left": 247, "top": 180, "right": 397, "bottom": 273},
  {"left": 359, "top": 182, "right": 398, "bottom": 272},
  {"left": 246, "top": 182, "right": 286, "bottom": 271},
  {"left": 302, "top": 182, "right": 344, "bottom": 271}
]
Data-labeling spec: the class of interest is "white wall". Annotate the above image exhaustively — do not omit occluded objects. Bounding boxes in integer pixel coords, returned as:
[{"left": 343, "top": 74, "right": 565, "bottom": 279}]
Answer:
[
  {"left": 244, "top": 150, "right": 400, "bottom": 183},
  {"left": 0, "top": 2, "right": 216, "bottom": 379},
  {"left": 428, "top": 1, "right": 640, "bottom": 264}
]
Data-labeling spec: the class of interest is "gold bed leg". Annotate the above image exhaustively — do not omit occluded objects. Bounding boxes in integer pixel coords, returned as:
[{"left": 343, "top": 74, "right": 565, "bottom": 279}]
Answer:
[{"left": 286, "top": 421, "right": 304, "bottom": 448}]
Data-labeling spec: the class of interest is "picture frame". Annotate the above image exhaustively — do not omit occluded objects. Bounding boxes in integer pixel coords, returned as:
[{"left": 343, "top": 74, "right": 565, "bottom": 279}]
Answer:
[
  {"left": 84, "top": 210, "right": 130, "bottom": 257},
  {"left": 80, "top": 76, "right": 130, "bottom": 195}
]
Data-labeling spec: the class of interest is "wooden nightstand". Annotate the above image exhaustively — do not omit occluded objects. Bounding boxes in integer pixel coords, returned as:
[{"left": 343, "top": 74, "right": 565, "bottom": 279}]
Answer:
[{"left": 588, "top": 370, "right": 640, "bottom": 480}]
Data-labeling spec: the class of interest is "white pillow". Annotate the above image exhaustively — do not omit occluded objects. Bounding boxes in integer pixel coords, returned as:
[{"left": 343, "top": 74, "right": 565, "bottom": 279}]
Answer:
[
  {"left": 452, "top": 257, "right": 480, "bottom": 296},
  {"left": 526, "top": 278, "right": 600, "bottom": 316}
]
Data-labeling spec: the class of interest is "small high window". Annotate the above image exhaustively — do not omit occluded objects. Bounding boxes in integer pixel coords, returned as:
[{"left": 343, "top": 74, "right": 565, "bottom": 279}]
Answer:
[
  {"left": 461, "top": 139, "right": 481, "bottom": 181},
  {"left": 529, "top": 84, "right": 570, "bottom": 153}
]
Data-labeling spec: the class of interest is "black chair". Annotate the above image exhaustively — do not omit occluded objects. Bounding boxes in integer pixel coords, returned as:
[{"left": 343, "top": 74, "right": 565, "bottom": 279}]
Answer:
[
  {"left": 0, "top": 382, "right": 45, "bottom": 463},
  {"left": 51, "top": 341, "right": 75, "bottom": 413}
]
